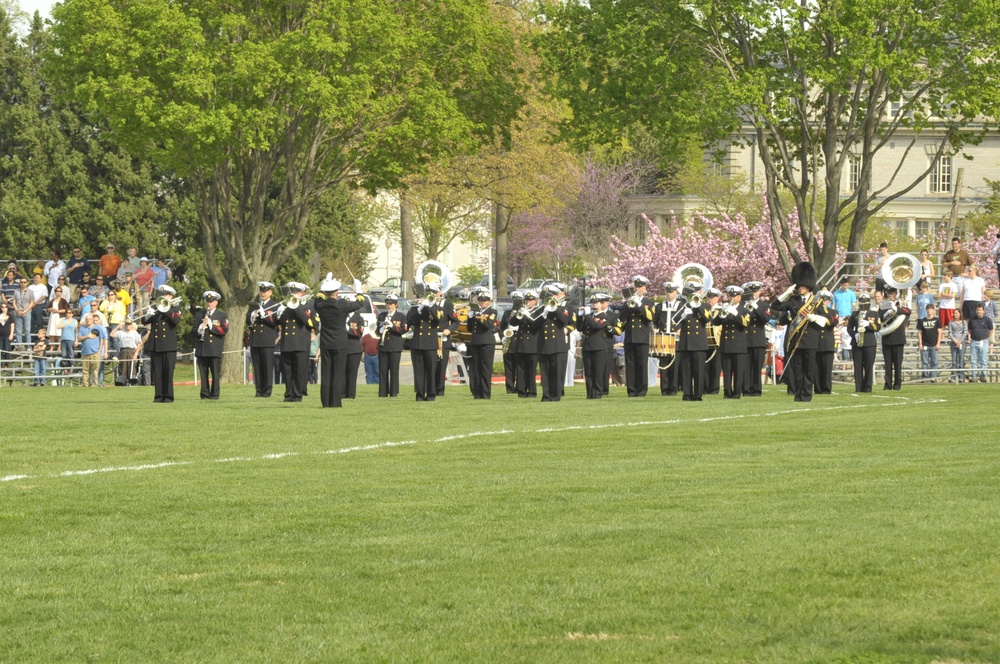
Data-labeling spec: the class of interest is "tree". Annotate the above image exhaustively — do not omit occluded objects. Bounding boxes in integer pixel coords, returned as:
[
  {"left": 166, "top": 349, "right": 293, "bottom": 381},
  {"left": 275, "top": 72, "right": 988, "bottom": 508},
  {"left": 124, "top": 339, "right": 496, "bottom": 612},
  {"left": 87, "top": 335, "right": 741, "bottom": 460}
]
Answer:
[
  {"left": 49, "top": 0, "right": 524, "bottom": 381},
  {"left": 538, "top": 0, "right": 1000, "bottom": 279}
]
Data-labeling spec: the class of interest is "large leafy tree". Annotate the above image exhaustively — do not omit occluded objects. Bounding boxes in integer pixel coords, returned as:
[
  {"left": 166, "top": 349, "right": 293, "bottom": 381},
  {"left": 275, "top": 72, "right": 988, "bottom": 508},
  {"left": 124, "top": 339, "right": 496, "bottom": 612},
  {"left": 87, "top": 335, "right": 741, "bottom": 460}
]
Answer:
[
  {"left": 538, "top": 0, "right": 1000, "bottom": 279},
  {"left": 49, "top": 0, "right": 523, "bottom": 380}
]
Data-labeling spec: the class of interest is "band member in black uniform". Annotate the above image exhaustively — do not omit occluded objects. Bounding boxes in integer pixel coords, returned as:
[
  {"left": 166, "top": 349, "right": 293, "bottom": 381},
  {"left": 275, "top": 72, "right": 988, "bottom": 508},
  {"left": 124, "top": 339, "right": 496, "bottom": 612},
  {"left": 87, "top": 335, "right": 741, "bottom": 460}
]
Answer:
[
  {"left": 812, "top": 289, "right": 839, "bottom": 394},
  {"left": 314, "top": 273, "right": 365, "bottom": 408},
  {"left": 467, "top": 292, "right": 499, "bottom": 399},
  {"left": 192, "top": 290, "right": 228, "bottom": 400},
  {"left": 740, "top": 282, "right": 769, "bottom": 396},
  {"left": 513, "top": 291, "right": 539, "bottom": 398},
  {"left": 717, "top": 286, "right": 749, "bottom": 399},
  {"left": 620, "top": 275, "right": 654, "bottom": 397},
  {"left": 771, "top": 262, "right": 832, "bottom": 402},
  {"left": 276, "top": 281, "right": 314, "bottom": 402},
  {"left": 376, "top": 294, "right": 407, "bottom": 397},
  {"left": 343, "top": 309, "right": 365, "bottom": 399},
  {"left": 847, "top": 293, "right": 880, "bottom": 392},
  {"left": 704, "top": 287, "right": 724, "bottom": 395},
  {"left": 676, "top": 284, "right": 710, "bottom": 401},
  {"left": 407, "top": 289, "right": 444, "bottom": 401},
  {"left": 143, "top": 284, "right": 182, "bottom": 403},
  {"left": 247, "top": 281, "right": 281, "bottom": 397},
  {"left": 653, "top": 281, "right": 683, "bottom": 396},
  {"left": 534, "top": 283, "right": 574, "bottom": 402},
  {"left": 499, "top": 290, "right": 521, "bottom": 394},
  {"left": 879, "top": 285, "right": 911, "bottom": 390},
  {"left": 433, "top": 283, "right": 459, "bottom": 396},
  {"left": 580, "top": 293, "right": 619, "bottom": 399}
]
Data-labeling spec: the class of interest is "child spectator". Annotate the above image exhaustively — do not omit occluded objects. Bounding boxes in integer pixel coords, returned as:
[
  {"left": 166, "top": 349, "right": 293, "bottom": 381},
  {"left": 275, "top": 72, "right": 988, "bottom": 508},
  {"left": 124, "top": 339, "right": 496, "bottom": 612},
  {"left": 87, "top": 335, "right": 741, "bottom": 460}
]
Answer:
[
  {"left": 838, "top": 318, "right": 852, "bottom": 361},
  {"left": 947, "top": 310, "right": 968, "bottom": 384},
  {"left": 914, "top": 280, "right": 935, "bottom": 320},
  {"left": 938, "top": 273, "right": 957, "bottom": 327},
  {"left": 58, "top": 310, "right": 78, "bottom": 368},
  {"left": 32, "top": 330, "right": 49, "bottom": 386}
]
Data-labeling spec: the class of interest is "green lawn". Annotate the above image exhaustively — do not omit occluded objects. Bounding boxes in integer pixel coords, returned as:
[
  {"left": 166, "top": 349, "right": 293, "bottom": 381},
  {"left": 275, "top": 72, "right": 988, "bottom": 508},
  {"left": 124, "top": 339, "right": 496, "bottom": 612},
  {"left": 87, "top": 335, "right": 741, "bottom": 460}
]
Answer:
[{"left": 2, "top": 384, "right": 999, "bottom": 662}]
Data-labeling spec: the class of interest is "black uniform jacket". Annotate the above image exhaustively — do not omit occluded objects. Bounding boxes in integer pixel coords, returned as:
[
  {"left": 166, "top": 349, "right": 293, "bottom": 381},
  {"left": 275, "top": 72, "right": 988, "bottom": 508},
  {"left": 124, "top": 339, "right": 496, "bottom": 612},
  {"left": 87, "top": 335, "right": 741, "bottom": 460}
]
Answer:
[
  {"left": 581, "top": 310, "right": 621, "bottom": 352},
  {"left": 146, "top": 306, "right": 182, "bottom": 353},
  {"left": 407, "top": 303, "right": 443, "bottom": 351},
  {"left": 315, "top": 294, "right": 365, "bottom": 350},
  {"left": 192, "top": 308, "right": 229, "bottom": 358},
  {"left": 533, "top": 305, "right": 574, "bottom": 355},
  {"left": 438, "top": 299, "right": 460, "bottom": 351},
  {"left": 847, "top": 308, "right": 881, "bottom": 349},
  {"left": 817, "top": 310, "right": 840, "bottom": 353},
  {"left": 620, "top": 297, "right": 654, "bottom": 344},
  {"left": 377, "top": 310, "right": 407, "bottom": 353},
  {"left": 653, "top": 297, "right": 685, "bottom": 334},
  {"left": 346, "top": 312, "right": 365, "bottom": 354},
  {"left": 247, "top": 297, "right": 280, "bottom": 347},
  {"left": 745, "top": 298, "right": 770, "bottom": 348},
  {"left": 717, "top": 304, "right": 750, "bottom": 354},
  {"left": 278, "top": 303, "right": 314, "bottom": 353},
  {"left": 772, "top": 294, "right": 832, "bottom": 352},
  {"left": 468, "top": 307, "right": 499, "bottom": 346},
  {"left": 676, "top": 305, "right": 711, "bottom": 352}
]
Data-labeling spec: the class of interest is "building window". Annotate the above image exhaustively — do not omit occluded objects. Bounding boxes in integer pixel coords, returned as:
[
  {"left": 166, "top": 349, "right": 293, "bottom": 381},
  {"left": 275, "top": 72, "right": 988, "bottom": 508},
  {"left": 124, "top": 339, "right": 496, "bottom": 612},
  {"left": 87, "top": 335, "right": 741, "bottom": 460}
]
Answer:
[
  {"left": 849, "top": 155, "right": 861, "bottom": 191},
  {"left": 915, "top": 220, "right": 930, "bottom": 237},
  {"left": 930, "top": 155, "right": 952, "bottom": 193}
]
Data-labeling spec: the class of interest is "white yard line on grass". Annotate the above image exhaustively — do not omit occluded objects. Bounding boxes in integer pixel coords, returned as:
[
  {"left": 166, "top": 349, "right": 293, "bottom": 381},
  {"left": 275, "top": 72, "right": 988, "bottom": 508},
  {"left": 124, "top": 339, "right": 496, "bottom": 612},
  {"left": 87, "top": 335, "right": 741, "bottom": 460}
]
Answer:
[{"left": 2, "top": 398, "right": 946, "bottom": 485}]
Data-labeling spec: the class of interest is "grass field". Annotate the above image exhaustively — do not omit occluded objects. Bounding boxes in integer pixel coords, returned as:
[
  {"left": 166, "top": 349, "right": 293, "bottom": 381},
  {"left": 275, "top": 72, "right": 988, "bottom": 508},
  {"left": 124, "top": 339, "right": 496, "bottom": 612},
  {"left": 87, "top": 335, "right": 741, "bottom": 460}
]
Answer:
[{"left": 2, "top": 383, "right": 1000, "bottom": 662}]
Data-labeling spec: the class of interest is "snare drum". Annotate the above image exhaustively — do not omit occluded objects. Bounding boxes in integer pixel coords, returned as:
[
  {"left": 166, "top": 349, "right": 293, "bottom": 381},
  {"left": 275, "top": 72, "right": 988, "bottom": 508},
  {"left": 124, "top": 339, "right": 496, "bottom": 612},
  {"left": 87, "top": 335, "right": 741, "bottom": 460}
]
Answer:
[
  {"left": 650, "top": 332, "right": 677, "bottom": 357},
  {"left": 707, "top": 324, "right": 723, "bottom": 348}
]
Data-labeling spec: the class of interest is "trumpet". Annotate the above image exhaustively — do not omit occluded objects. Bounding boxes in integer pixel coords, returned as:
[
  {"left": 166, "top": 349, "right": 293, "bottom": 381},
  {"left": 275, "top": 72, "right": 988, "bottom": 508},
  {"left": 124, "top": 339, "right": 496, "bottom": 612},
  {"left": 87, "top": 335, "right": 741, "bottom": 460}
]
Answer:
[
  {"left": 687, "top": 293, "right": 703, "bottom": 308},
  {"left": 155, "top": 295, "right": 182, "bottom": 313}
]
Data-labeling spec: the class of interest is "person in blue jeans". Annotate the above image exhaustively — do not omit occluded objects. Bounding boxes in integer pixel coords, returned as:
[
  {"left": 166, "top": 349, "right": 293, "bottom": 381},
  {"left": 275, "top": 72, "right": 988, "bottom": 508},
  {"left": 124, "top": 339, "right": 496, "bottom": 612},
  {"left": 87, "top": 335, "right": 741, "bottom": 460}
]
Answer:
[
  {"left": 968, "top": 304, "right": 994, "bottom": 382},
  {"left": 32, "top": 330, "right": 49, "bottom": 386},
  {"left": 361, "top": 326, "right": 379, "bottom": 384}
]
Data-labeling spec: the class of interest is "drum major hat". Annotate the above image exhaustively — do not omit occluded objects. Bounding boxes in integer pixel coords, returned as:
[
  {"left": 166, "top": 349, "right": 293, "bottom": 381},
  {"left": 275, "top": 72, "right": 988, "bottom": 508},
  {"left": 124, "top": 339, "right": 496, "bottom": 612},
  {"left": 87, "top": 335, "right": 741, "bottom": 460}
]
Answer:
[
  {"left": 790, "top": 262, "right": 817, "bottom": 291},
  {"left": 319, "top": 273, "right": 341, "bottom": 292}
]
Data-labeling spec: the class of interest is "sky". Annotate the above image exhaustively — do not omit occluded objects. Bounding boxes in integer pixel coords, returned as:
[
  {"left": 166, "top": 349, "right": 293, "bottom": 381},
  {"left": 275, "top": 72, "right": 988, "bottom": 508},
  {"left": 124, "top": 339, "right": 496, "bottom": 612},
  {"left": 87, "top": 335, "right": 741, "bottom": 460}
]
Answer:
[{"left": 15, "top": 0, "right": 54, "bottom": 19}]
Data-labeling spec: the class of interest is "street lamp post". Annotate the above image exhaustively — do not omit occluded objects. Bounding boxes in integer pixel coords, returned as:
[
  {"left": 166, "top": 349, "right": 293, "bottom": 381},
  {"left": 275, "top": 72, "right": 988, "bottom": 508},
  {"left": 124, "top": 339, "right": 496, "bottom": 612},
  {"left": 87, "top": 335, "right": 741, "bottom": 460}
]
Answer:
[{"left": 384, "top": 238, "right": 392, "bottom": 281}]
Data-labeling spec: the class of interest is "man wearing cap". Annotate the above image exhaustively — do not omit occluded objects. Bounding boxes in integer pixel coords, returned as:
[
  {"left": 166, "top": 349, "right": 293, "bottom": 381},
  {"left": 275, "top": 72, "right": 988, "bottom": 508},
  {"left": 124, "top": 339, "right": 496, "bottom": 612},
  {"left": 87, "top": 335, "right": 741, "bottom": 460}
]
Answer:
[
  {"left": 717, "top": 286, "right": 750, "bottom": 399},
  {"left": 813, "top": 290, "right": 839, "bottom": 395},
  {"left": 277, "top": 282, "right": 315, "bottom": 402},
  {"left": 499, "top": 291, "right": 522, "bottom": 394},
  {"left": 407, "top": 284, "right": 445, "bottom": 401},
  {"left": 314, "top": 274, "right": 366, "bottom": 407},
  {"left": 144, "top": 285, "right": 183, "bottom": 403},
  {"left": 676, "top": 286, "right": 711, "bottom": 401},
  {"left": 513, "top": 292, "right": 540, "bottom": 398},
  {"left": 467, "top": 292, "right": 499, "bottom": 399},
  {"left": 532, "top": 283, "right": 574, "bottom": 401},
  {"left": 704, "top": 287, "right": 724, "bottom": 395},
  {"left": 653, "top": 281, "right": 683, "bottom": 396},
  {"left": 741, "top": 282, "right": 769, "bottom": 397},
  {"left": 771, "top": 262, "right": 831, "bottom": 402},
  {"left": 620, "top": 275, "right": 654, "bottom": 397},
  {"left": 580, "top": 293, "right": 620, "bottom": 399},
  {"left": 879, "top": 286, "right": 911, "bottom": 390},
  {"left": 433, "top": 283, "right": 461, "bottom": 397},
  {"left": 192, "top": 291, "right": 229, "bottom": 399},
  {"left": 376, "top": 294, "right": 407, "bottom": 397},
  {"left": 247, "top": 282, "right": 281, "bottom": 397},
  {"left": 847, "top": 294, "right": 880, "bottom": 392}
]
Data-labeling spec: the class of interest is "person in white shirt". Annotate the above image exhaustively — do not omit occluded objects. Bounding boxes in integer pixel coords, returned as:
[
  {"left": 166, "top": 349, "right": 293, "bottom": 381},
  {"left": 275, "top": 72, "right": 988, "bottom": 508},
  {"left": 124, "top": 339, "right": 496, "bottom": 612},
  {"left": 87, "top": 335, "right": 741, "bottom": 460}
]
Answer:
[
  {"left": 114, "top": 321, "right": 144, "bottom": 385},
  {"left": 43, "top": 251, "right": 66, "bottom": 290},
  {"left": 960, "top": 266, "right": 986, "bottom": 321},
  {"left": 938, "top": 273, "right": 958, "bottom": 328},
  {"left": 992, "top": 233, "right": 1000, "bottom": 287},
  {"left": 27, "top": 274, "right": 50, "bottom": 336}
]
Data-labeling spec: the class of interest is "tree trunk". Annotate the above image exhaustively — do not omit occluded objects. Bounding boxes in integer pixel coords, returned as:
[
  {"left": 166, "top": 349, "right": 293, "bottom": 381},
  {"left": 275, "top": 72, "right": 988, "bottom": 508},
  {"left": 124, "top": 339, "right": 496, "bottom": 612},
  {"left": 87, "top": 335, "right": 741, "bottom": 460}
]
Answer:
[
  {"left": 400, "top": 196, "right": 415, "bottom": 298},
  {"left": 221, "top": 301, "right": 250, "bottom": 384},
  {"left": 495, "top": 201, "right": 511, "bottom": 297}
]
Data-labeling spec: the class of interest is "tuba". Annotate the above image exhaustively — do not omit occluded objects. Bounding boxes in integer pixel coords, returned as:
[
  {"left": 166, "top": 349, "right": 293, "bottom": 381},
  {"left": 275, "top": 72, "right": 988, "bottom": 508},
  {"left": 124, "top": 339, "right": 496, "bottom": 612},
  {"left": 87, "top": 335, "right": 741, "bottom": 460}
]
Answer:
[
  {"left": 414, "top": 260, "right": 452, "bottom": 298},
  {"left": 673, "top": 263, "right": 713, "bottom": 300},
  {"left": 880, "top": 253, "right": 921, "bottom": 290}
]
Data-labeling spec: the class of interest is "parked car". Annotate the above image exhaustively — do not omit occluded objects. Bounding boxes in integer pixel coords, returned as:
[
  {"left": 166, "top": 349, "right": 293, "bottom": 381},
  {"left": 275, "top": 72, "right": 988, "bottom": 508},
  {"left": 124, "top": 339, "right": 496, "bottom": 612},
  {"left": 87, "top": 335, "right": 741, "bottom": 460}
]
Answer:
[
  {"left": 369, "top": 277, "right": 403, "bottom": 298},
  {"left": 370, "top": 294, "right": 413, "bottom": 316},
  {"left": 336, "top": 291, "right": 378, "bottom": 330},
  {"left": 517, "top": 278, "right": 555, "bottom": 293}
]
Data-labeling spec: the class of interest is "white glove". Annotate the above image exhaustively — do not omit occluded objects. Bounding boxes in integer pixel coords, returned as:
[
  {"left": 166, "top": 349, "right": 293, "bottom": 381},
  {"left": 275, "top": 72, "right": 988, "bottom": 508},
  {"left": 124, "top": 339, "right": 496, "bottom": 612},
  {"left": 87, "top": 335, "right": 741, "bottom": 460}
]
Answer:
[
  {"left": 250, "top": 310, "right": 259, "bottom": 322},
  {"left": 418, "top": 303, "right": 426, "bottom": 313},
  {"left": 456, "top": 342, "right": 467, "bottom": 354},
  {"left": 275, "top": 304, "right": 286, "bottom": 318},
  {"left": 726, "top": 305, "right": 739, "bottom": 317},
  {"left": 807, "top": 313, "right": 827, "bottom": 327},
  {"left": 680, "top": 306, "right": 693, "bottom": 320},
  {"left": 778, "top": 285, "right": 796, "bottom": 302},
  {"left": 859, "top": 319, "right": 870, "bottom": 329}
]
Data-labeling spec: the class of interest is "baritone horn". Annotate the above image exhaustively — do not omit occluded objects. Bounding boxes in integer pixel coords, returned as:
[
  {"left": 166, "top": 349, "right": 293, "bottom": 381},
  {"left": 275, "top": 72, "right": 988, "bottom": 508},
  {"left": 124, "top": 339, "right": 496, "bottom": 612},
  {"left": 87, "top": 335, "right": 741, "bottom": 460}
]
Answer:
[{"left": 880, "top": 252, "right": 922, "bottom": 290}]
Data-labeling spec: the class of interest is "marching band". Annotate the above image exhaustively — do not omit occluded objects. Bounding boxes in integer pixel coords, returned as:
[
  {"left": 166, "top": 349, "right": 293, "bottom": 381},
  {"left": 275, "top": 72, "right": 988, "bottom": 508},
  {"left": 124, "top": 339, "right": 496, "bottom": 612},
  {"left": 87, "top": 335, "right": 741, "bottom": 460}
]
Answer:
[{"left": 155, "top": 256, "right": 919, "bottom": 404}]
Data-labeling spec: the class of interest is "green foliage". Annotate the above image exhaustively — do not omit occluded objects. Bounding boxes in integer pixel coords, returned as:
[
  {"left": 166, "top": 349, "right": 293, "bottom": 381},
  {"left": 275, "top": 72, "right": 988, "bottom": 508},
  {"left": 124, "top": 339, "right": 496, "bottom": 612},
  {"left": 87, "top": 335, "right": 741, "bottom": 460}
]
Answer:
[
  {"left": 2, "top": 385, "right": 1000, "bottom": 661},
  {"left": 456, "top": 264, "right": 484, "bottom": 285}
]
